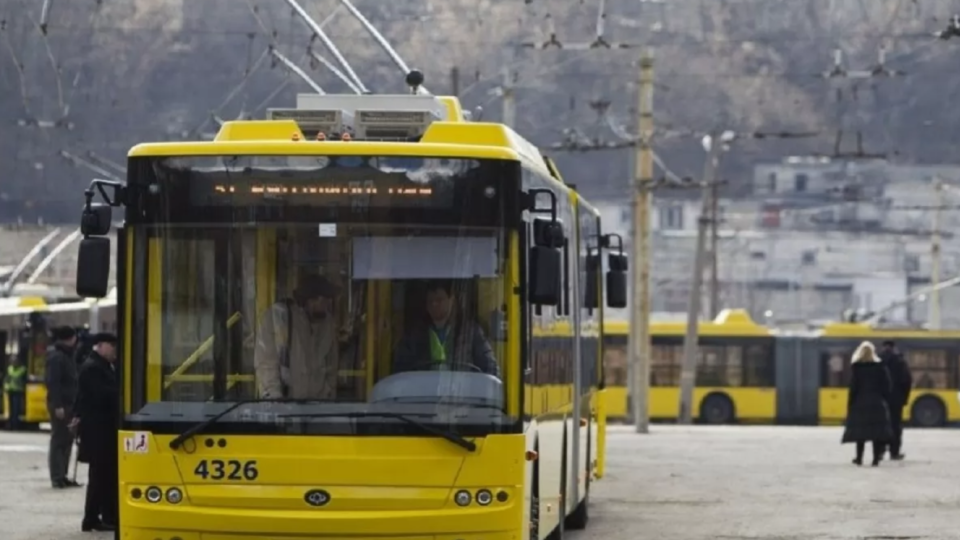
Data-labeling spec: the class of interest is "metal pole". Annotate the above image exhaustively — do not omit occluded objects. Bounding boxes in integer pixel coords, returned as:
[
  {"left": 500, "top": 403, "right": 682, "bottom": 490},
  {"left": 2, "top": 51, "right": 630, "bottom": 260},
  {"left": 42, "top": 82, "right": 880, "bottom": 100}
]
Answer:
[
  {"left": 709, "top": 170, "right": 720, "bottom": 318},
  {"left": 629, "top": 49, "right": 654, "bottom": 434},
  {"left": 677, "top": 136, "right": 722, "bottom": 424},
  {"left": 450, "top": 67, "right": 460, "bottom": 97},
  {"left": 930, "top": 177, "right": 944, "bottom": 329},
  {"left": 501, "top": 68, "right": 515, "bottom": 128}
]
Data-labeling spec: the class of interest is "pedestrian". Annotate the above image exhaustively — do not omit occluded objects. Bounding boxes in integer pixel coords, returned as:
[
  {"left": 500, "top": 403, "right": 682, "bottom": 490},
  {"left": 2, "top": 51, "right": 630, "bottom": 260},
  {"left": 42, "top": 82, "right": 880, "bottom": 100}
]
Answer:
[
  {"left": 72, "top": 332, "right": 119, "bottom": 532},
  {"left": 841, "top": 341, "right": 894, "bottom": 467},
  {"left": 4, "top": 354, "right": 26, "bottom": 430},
  {"left": 45, "top": 325, "right": 82, "bottom": 488},
  {"left": 879, "top": 340, "right": 913, "bottom": 460}
]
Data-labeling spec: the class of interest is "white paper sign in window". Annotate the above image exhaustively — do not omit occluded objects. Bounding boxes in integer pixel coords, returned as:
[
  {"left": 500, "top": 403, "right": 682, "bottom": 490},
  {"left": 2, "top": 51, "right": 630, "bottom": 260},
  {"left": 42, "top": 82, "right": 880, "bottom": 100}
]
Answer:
[{"left": 352, "top": 236, "right": 498, "bottom": 280}]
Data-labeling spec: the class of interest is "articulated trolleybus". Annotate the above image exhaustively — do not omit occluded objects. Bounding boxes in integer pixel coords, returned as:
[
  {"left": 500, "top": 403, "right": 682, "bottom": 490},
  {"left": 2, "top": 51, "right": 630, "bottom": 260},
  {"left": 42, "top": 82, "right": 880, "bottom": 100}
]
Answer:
[{"left": 75, "top": 73, "right": 628, "bottom": 540}]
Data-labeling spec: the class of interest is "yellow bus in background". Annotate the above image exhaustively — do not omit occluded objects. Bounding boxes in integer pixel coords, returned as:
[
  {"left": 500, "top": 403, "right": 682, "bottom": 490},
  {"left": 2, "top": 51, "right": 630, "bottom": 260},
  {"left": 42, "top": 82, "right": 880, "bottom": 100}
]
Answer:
[
  {"left": 1, "top": 296, "right": 118, "bottom": 429},
  {"left": 599, "top": 313, "right": 960, "bottom": 427},
  {"left": 816, "top": 322, "right": 960, "bottom": 427},
  {"left": 602, "top": 309, "right": 776, "bottom": 424},
  {"left": 72, "top": 85, "right": 627, "bottom": 540}
]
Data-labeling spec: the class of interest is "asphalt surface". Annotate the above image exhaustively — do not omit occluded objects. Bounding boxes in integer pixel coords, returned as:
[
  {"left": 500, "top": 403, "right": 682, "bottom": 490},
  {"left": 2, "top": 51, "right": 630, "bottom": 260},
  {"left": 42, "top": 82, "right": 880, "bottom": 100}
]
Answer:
[{"left": 1, "top": 425, "right": 957, "bottom": 540}]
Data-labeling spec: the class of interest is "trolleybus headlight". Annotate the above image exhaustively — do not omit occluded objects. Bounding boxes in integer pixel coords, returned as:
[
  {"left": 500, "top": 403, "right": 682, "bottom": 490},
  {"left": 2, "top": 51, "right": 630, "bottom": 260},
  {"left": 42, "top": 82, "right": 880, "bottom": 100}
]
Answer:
[
  {"left": 145, "top": 486, "right": 163, "bottom": 503},
  {"left": 454, "top": 490, "right": 472, "bottom": 506},
  {"left": 165, "top": 487, "right": 183, "bottom": 504},
  {"left": 476, "top": 489, "right": 493, "bottom": 506}
]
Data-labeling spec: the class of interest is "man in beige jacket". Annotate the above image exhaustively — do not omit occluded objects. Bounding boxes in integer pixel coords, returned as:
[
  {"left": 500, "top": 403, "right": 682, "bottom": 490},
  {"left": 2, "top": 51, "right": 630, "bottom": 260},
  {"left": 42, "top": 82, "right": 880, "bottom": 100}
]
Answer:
[{"left": 254, "top": 275, "right": 341, "bottom": 399}]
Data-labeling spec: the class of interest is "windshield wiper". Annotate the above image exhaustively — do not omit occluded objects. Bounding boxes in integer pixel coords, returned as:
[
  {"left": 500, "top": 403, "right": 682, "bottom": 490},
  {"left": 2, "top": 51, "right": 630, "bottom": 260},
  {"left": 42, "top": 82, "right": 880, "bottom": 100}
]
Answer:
[
  {"left": 168, "top": 398, "right": 329, "bottom": 450},
  {"left": 278, "top": 411, "right": 477, "bottom": 452}
]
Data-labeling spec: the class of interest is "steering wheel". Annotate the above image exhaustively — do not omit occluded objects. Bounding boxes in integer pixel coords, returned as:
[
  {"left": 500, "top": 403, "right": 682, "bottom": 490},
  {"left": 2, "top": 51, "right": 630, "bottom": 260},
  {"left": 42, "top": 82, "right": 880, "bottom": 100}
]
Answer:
[{"left": 411, "top": 360, "right": 484, "bottom": 374}]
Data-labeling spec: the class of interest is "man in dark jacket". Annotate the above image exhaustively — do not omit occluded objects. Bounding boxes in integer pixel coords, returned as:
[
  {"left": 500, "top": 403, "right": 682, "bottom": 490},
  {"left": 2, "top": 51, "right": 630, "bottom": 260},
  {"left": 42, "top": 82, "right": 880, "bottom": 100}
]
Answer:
[
  {"left": 72, "top": 332, "right": 119, "bottom": 532},
  {"left": 879, "top": 340, "right": 913, "bottom": 460},
  {"left": 393, "top": 280, "right": 500, "bottom": 378},
  {"left": 45, "top": 325, "right": 81, "bottom": 488}
]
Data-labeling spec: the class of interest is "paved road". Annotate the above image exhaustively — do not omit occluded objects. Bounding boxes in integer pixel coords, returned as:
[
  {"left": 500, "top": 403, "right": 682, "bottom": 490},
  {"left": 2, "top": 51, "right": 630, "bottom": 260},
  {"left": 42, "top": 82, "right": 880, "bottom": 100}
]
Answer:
[
  {"left": 585, "top": 425, "right": 959, "bottom": 540},
  {"left": 1, "top": 425, "right": 957, "bottom": 540}
]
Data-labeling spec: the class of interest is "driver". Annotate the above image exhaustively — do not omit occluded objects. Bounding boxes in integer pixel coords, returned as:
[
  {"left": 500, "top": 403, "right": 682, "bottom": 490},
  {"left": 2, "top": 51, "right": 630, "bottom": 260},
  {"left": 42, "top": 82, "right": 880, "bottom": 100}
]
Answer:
[
  {"left": 254, "top": 274, "right": 341, "bottom": 399},
  {"left": 392, "top": 280, "right": 499, "bottom": 377}
]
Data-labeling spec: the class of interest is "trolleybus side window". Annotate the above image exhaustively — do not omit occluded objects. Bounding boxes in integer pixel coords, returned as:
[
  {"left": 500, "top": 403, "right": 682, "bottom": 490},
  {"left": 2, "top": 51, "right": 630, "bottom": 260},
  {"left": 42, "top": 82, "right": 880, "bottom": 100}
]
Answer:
[
  {"left": 819, "top": 346, "right": 853, "bottom": 387},
  {"left": 905, "top": 349, "right": 953, "bottom": 389}
]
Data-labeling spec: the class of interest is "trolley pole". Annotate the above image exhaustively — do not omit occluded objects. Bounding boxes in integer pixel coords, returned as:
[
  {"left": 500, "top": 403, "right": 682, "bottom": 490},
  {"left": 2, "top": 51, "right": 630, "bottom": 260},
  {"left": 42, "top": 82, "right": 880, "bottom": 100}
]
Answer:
[
  {"left": 677, "top": 135, "right": 722, "bottom": 424},
  {"left": 629, "top": 49, "right": 654, "bottom": 434}
]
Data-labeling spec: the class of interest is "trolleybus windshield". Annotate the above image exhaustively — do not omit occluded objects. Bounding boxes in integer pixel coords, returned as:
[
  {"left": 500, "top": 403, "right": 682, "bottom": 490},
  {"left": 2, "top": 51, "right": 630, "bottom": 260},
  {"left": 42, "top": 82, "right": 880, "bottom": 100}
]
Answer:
[{"left": 124, "top": 154, "right": 522, "bottom": 437}]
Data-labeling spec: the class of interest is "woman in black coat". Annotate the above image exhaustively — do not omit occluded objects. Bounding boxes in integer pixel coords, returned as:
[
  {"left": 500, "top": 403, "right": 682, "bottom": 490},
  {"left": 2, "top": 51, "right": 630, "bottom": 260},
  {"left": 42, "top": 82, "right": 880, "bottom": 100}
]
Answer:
[{"left": 841, "top": 341, "right": 894, "bottom": 466}]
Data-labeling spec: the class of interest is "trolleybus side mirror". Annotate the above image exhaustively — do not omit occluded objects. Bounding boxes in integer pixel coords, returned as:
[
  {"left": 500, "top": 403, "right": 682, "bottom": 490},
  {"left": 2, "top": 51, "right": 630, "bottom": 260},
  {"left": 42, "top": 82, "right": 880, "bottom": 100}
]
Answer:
[
  {"left": 599, "top": 233, "right": 628, "bottom": 309},
  {"left": 529, "top": 219, "right": 564, "bottom": 305},
  {"left": 76, "top": 237, "right": 111, "bottom": 299},
  {"left": 80, "top": 203, "right": 112, "bottom": 236},
  {"left": 606, "top": 253, "right": 628, "bottom": 308},
  {"left": 585, "top": 252, "right": 601, "bottom": 309},
  {"left": 530, "top": 245, "right": 561, "bottom": 305},
  {"left": 525, "top": 189, "right": 565, "bottom": 307}
]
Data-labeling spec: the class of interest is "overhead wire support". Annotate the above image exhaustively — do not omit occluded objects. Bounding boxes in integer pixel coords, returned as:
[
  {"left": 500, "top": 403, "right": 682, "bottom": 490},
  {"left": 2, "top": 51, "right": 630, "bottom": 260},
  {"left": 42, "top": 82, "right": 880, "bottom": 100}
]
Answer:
[
  {"left": 284, "top": 0, "right": 367, "bottom": 93},
  {"left": 269, "top": 46, "right": 324, "bottom": 94},
  {"left": 819, "top": 47, "right": 906, "bottom": 79},
  {"left": 520, "top": 13, "right": 643, "bottom": 50}
]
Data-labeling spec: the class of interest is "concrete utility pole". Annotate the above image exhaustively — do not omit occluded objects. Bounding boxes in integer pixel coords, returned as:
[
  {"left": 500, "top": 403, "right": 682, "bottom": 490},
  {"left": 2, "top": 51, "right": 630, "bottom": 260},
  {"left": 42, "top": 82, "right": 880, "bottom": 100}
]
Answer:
[
  {"left": 930, "top": 177, "right": 944, "bottom": 329},
  {"left": 628, "top": 49, "right": 654, "bottom": 434},
  {"left": 677, "top": 134, "right": 723, "bottom": 425}
]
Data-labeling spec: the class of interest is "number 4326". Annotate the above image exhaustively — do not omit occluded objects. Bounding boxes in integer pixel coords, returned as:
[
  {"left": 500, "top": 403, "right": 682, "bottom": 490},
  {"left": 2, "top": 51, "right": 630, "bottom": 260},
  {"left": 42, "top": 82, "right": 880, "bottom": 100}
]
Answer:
[{"left": 193, "top": 459, "right": 259, "bottom": 481}]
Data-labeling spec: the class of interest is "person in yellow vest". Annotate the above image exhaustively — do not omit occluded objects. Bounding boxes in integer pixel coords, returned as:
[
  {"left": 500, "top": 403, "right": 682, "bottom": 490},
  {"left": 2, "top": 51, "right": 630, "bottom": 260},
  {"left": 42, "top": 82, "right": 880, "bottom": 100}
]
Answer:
[
  {"left": 4, "top": 355, "right": 26, "bottom": 430},
  {"left": 393, "top": 280, "right": 499, "bottom": 377}
]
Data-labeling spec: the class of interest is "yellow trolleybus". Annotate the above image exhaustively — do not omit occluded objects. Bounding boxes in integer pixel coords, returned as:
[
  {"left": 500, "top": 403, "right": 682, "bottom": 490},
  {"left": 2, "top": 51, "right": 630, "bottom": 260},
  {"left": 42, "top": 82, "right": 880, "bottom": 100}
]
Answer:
[
  {"left": 816, "top": 321, "right": 960, "bottom": 427},
  {"left": 602, "top": 309, "right": 777, "bottom": 423},
  {"left": 73, "top": 79, "right": 627, "bottom": 540}
]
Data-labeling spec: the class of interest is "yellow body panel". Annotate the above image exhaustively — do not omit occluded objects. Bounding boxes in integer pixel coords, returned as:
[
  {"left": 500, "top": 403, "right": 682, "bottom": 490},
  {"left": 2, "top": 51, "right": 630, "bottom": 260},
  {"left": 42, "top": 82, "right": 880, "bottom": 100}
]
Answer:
[
  {"left": 1, "top": 383, "right": 49, "bottom": 424},
  {"left": 24, "top": 383, "right": 48, "bottom": 422},
  {"left": 818, "top": 388, "right": 960, "bottom": 423},
  {"left": 820, "top": 323, "right": 960, "bottom": 340},
  {"left": 604, "top": 308, "right": 769, "bottom": 338},
  {"left": 118, "top": 431, "right": 525, "bottom": 539},
  {"left": 601, "top": 386, "right": 776, "bottom": 421}
]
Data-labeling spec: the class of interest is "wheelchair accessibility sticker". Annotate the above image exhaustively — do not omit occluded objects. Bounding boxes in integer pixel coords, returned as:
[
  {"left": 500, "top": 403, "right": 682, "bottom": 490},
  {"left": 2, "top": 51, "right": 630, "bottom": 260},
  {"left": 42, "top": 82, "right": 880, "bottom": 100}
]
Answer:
[{"left": 123, "top": 432, "right": 149, "bottom": 454}]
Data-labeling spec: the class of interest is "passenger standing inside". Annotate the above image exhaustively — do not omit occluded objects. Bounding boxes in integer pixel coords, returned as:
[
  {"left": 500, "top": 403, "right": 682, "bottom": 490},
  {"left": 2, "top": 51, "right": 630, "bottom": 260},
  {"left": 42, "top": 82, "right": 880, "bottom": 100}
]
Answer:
[
  {"left": 879, "top": 340, "right": 913, "bottom": 460},
  {"left": 72, "top": 333, "right": 119, "bottom": 532},
  {"left": 841, "top": 341, "right": 894, "bottom": 466},
  {"left": 45, "top": 326, "right": 81, "bottom": 488},
  {"left": 254, "top": 275, "right": 342, "bottom": 399},
  {"left": 4, "top": 354, "right": 26, "bottom": 430}
]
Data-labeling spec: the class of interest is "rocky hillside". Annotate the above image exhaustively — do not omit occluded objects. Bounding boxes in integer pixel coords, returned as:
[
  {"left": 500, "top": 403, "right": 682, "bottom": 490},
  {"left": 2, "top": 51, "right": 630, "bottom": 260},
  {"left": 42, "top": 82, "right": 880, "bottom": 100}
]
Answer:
[{"left": 1, "top": 0, "right": 956, "bottom": 221}]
